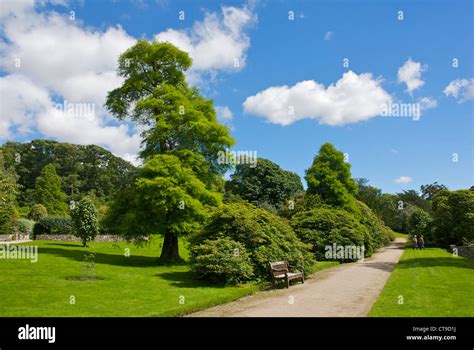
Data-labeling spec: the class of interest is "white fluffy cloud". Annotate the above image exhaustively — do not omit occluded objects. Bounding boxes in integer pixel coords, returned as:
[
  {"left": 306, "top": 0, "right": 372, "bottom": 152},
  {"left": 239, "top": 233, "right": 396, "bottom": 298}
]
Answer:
[
  {"left": 443, "top": 78, "right": 474, "bottom": 103},
  {"left": 398, "top": 58, "right": 426, "bottom": 95},
  {"left": 242, "top": 71, "right": 392, "bottom": 126},
  {"left": 215, "top": 105, "right": 234, "bottom": 121},
  {"left": 417, "top": 96, "right": 438, "bottom": 111},
  {"left": 0, "top": 2, "right": 141, "bottom": 160},
  {"left": 0, "top": 2, "right": 255, "bottom": 160},
  {"left": 394, "top": 176, "right": 413, "bottom": 184},
  {"left": 155, "top": 5, "right": 256, "bottom": 83}
]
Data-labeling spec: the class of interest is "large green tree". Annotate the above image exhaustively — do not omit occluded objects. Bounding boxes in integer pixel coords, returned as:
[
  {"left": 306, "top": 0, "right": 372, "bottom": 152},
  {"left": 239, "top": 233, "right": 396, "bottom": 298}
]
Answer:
[
  {"left": 34, "top": 164, "right": 68, "bottom": 216},
  {"left": 305, "top": 143, "right": 358, "bottom": 209},
  {"left": 432, "top": 189, "right": 474, "bottom": 246},
  {"left": 104, "top": 40, "right": 234, "bottom": 260},
  {"left": 106, "top": 154, "right": 221, "bottom": 260},
  {"left": 225, "top": 158, "right": 303, "bottom": 210},
  {"left": 0, "top": 151, "right": 19, "bottom": 234},
  {"left": 105, "top": 40, "right": 233, "bottom": 173}
]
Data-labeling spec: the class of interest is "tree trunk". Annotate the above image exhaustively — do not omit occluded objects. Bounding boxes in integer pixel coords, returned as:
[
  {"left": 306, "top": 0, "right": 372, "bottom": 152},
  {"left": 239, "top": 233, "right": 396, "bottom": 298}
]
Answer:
[{"left": 160, "top": 232, "right": 180, "bottom": 261}]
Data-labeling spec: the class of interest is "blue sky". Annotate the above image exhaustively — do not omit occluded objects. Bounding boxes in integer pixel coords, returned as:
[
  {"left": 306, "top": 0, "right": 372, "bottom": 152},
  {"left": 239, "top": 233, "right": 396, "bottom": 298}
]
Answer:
[{"left": 0, "top": 0, "right": 472, "bottom": 193}]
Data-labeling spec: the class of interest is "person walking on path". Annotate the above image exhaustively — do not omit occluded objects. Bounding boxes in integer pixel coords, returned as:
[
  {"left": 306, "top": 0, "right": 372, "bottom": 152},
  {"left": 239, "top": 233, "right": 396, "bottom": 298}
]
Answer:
[
  {"left": 412, "top": 235, "right": 418, "bottom": 250},
  {"left": 419, "top": 235, "right": 425, "bottom": 249}
]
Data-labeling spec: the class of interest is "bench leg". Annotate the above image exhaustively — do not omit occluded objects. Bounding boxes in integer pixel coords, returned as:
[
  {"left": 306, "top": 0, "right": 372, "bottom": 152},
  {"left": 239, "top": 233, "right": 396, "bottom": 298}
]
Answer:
[{"left": 286, "top": 278, "right": 290, "bottom": 289}]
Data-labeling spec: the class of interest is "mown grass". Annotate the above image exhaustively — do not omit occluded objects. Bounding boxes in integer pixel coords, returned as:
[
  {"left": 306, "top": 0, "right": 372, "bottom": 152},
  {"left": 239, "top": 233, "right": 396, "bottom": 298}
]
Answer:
[
  {"left": 391, "top": 232, "right": 409, "bottom": 239},
  {"left": 0, "top": 237, "right": 261, "bottom": 316},
  {"left": 369, "top": 246, "right": 474, "bottom": 317},
  {"left": 0, "top": 237, "right": 336, "bottom": 317}
]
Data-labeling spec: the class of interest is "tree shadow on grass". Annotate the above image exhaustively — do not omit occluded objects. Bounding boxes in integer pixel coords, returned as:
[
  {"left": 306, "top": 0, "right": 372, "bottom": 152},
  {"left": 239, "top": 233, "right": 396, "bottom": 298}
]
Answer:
[
  {"left": 396, "top": 257, "right": 474, "bottom": 270},
  {"left": 38, "top": 246, "right": 181, "bottom": 268},
  {"left": 156, "top": 271, "right": 228, "bottom": 289}
]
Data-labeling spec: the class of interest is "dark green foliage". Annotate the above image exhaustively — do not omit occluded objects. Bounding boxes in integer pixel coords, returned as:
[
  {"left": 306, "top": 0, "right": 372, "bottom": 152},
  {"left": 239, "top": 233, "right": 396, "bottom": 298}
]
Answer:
[
  {"left": 33, "top": 216, "right": 74, "bottom": 238},
  {"left": 278, "top": 192, "right": 326, "bottom": 219},
  {"left": 0, "top": 140, "right": 136, "bottom": 206},
  {"left": 190, "top": 202, "right": 314, "bottom": 280},
  {"left": 71, "top": 198, "right": 99, "bottom": 247},
  {"left": 305, "top": 143, "right": 358, "bottom": 209},
  {"left": 105, "top": 40, "right": 235, "bottom": 260},
  {"left": 354, "top": 201, "right": 394, "bottom": 253},
  {"left": 290, "top": 200, "right": 392, "bottom": 261},
  {"left": 105, "top": 154, "right": 222, "bottom": 259},
  {"left": 420, "top": 182, "right": 448, "bottom": 201},
  {"left": 356, "top": 178, "right": 438, "bottom": 233},
  {"left": 0, "top": 151, "right": 19, "bottom": 234},
  {"left": 34, "top": 164, "right": 68, "bottom": 215},
  {"left": 190, "top": 238, "right": 254, "bottom": 284},
  {"left": 408, "top": 208, "right": 433, "bottom": 242},
  {"left": 432, "top": 189, "right": 474, "bottom": 246},
  {"left": 28, "top": 204, "right": 48, "bottom": 221},
  {"left": 105, "top": 40, "right": 234, "bottom": 177},
  {"left": 106, "top": 39, "right": 192, "bottom": 120},
  {"left": 225, "top": 158, "right": 303, "bottom": 210},
  {"left": 290, "top": 207, "right": 367, "bottom": 261}
]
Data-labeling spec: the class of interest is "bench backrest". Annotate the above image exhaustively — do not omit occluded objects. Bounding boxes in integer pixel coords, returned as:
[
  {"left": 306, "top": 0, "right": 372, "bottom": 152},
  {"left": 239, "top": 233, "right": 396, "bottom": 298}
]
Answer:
[{"left": 269, "top": 261, "right": 289, "bottom": 277}]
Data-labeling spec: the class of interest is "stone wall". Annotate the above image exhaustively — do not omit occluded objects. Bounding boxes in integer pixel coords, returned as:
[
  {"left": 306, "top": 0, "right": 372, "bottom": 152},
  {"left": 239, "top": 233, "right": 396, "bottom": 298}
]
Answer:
[
  {"left": 35, "top": 234, "right": 125, "bottom": 242},
  {"left": 450, "top": 245, "right": 474, "bottom": 260}
]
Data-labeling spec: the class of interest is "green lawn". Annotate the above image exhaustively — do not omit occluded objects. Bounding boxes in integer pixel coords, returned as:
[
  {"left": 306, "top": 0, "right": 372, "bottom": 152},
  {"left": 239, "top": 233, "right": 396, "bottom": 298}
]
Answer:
[
  {"left": 391, "top": 232, "right": 408, "bottom": 239},
  {"left": 0, "top": 237, "right": 336, "bottom": 317},
  {"left": 0, "top": 237, "right": 261, "bottom": 317},
  {"left": 369, "top": 246, "right": 474, "bottom": 317}
]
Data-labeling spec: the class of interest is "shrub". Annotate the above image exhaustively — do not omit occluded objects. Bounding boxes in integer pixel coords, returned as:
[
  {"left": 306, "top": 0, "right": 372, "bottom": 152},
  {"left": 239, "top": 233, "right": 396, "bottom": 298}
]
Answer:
[
  {"left": 190, "top": 202, "right": 314, "bottom": 281},
  {"left": 354, "top": 201, "right": 394, "bottom": 254},
  {"left": 190, "top": 238, "right": 254, "bottom": 284},
  {"left": 29, "top": 204, "right": 48, "bottom": 221},
  {"left": 16, "top": 218, "right": 35, "bottom": 238},
  {"left": 71, "top": 198, "right": 99, "bottom": 247},
  {"left": 290, "top": 207, "right": 368, "bottom": 261},
  {"left": 32, "top": 216, "right": 74, "bottom": 239},
  {"left": 408, "top": 208, "right": 433, "bottom": 242},
  {"left": 432, "top": 189, "right": 474, "bottom": 246}
]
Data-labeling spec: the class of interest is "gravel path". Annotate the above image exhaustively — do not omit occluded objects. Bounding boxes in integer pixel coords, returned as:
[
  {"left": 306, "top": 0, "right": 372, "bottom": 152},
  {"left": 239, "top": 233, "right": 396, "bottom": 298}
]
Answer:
[
  {"left": 0, "top": 240, "right": 32, "bottom": 245},
  {"left": 190, "top": 238, "right": 407, "bottom": 317}
]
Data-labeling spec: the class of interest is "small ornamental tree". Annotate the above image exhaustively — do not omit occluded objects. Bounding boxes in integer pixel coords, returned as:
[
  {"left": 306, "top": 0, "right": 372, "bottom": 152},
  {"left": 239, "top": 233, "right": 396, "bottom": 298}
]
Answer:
[
  {"left": 29, "top": 204, "right": 48, "bottom": 221},
  {"left": 71, "top": 198, "right": 99, "bottom": 247}
]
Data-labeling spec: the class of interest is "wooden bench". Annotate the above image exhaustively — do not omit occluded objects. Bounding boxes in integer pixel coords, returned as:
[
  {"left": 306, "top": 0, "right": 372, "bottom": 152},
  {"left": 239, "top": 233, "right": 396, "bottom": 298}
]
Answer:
[{"left": 269, "top": 261, "right": 304, "bottom": 288}]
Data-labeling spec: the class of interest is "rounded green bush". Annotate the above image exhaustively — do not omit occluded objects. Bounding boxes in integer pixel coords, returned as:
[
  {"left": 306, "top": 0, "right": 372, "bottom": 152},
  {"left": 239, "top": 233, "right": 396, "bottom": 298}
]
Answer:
[
  {"left": 33, "top": 216, "right": 74, "bottom": 238},
  {"left": 290, "top": 207, "right": 368, "bottom": 261},
  {"left": 190, "top": 202, "right": 314, "bottom": 281},
  {"left": 190, "top": 238, "right": 254, "bottom": 284},
  {"left": 29, "top": 204, "right": 48, "bottom": 221}
]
